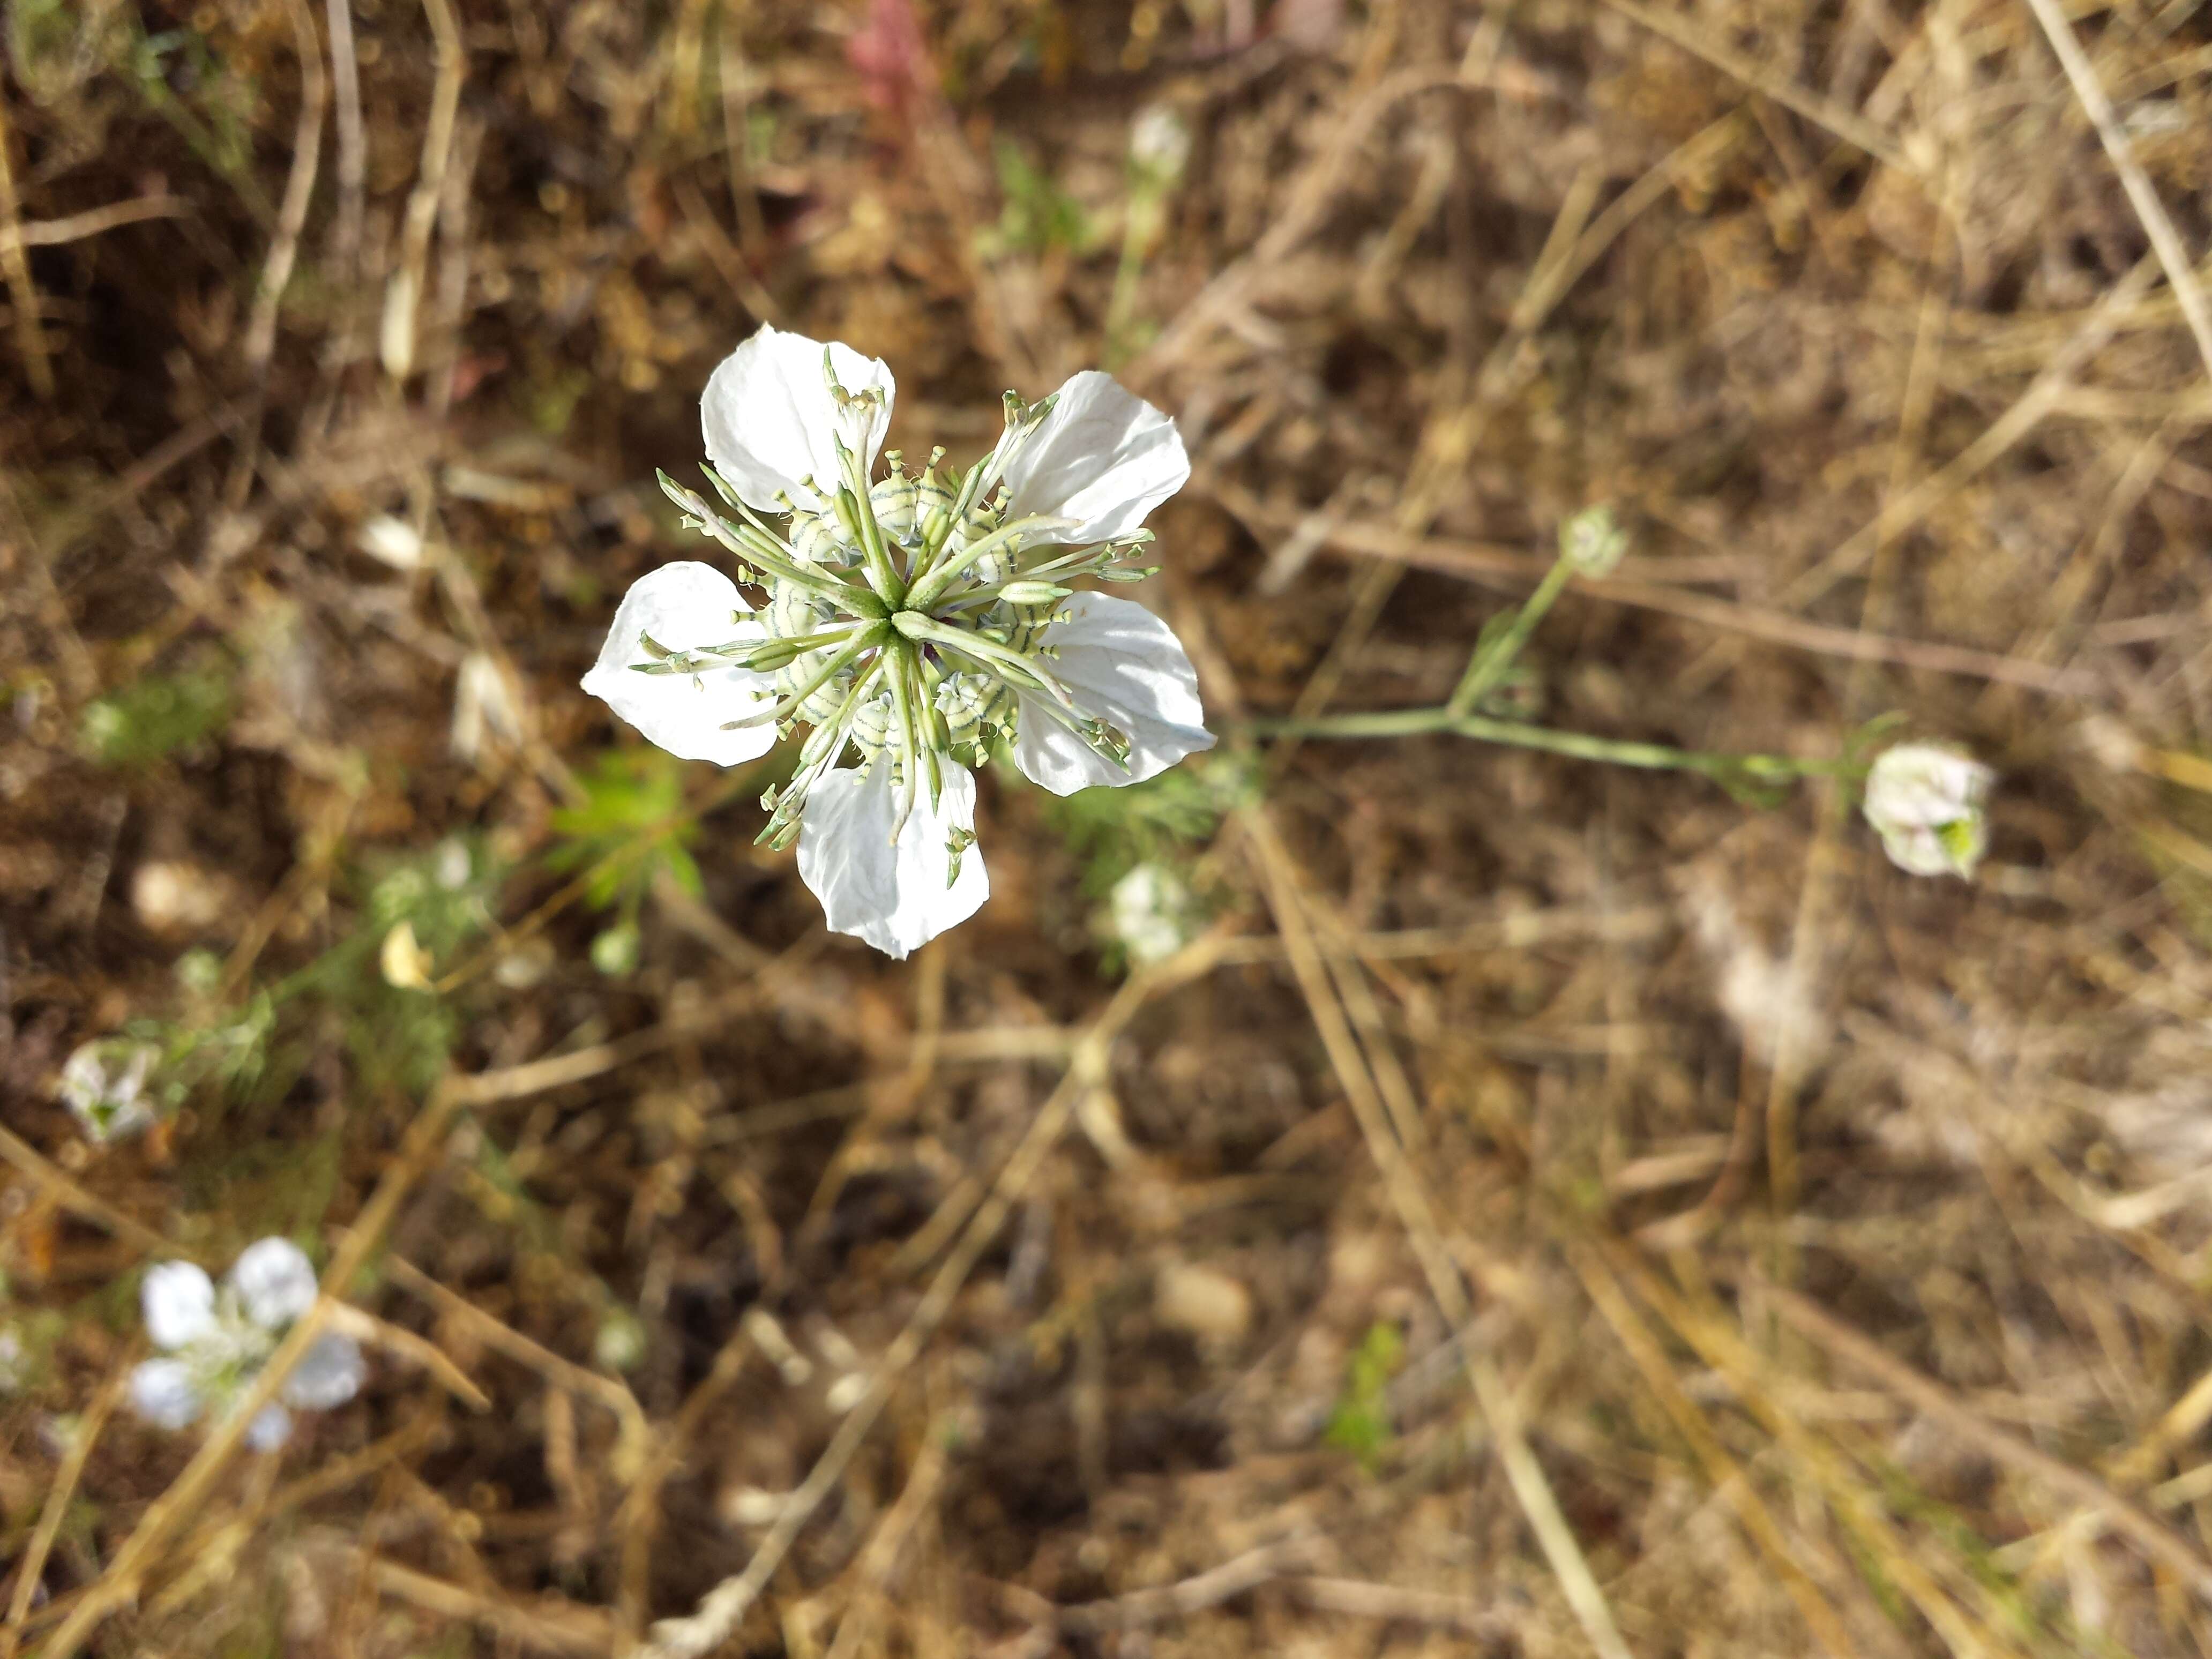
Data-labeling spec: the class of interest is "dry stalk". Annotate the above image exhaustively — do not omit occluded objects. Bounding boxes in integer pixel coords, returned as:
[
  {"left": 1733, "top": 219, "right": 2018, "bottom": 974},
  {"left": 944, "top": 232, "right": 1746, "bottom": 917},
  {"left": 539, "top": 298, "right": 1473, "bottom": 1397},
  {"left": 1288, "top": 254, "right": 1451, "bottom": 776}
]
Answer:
[
  {"left": 2022, "top": 0, "right": 2212, "bottom": 382},
  {"left": 0, "top": 91, "right": 51, "bottom": 397},
  {"left": 638, "top": 937, "right": 1231, "bottom": 1658},
  {"left": 1243, "top": 811, "right": 1635, "bottom": 1659},
  {"left": 0, "top": 1351, "right": 132, "bottom": 1656},
  {"left": 380, "top": 0, "right": 466, "bottom": 381}
]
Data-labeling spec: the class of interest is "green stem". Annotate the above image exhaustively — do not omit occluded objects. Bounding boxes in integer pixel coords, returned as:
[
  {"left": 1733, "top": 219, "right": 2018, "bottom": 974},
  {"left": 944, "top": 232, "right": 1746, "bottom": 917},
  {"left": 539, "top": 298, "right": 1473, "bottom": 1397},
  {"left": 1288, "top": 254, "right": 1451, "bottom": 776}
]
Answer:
[
  {"left": 1448, "top": 555, "right": 1576, "bottom": 717},
  {"left": 1249, "top": 706, "right": 1850, "bottom": 784}
]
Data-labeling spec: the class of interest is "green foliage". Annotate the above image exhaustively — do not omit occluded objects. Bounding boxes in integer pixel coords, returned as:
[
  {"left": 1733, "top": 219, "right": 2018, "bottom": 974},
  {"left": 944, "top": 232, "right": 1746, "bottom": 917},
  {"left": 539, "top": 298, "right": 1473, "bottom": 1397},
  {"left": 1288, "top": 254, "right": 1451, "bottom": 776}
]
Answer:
[
  {"left": 5, "top": 0, "right": 127, "bottom": 105},
  {"left": 979, "top": 140, "right": 1098, "bottom": 258},
  {"left": 1324, "top": 1320, "right": 1406, "bottom": 1471},
  {"left": 548, "top": 750, "right": 705, "bottom": 973},
  {"left": 124, "top": 23, "right": 271, "bottom": 218},
  {"left": 285, "top": 838, "right": 503, "bottom": 1095},
  {"left": 80, "top": 664, "right": 231, "bottom": 767},
  {"left": 1037, "top": 750, "right": 1255, "bottom": 895}
]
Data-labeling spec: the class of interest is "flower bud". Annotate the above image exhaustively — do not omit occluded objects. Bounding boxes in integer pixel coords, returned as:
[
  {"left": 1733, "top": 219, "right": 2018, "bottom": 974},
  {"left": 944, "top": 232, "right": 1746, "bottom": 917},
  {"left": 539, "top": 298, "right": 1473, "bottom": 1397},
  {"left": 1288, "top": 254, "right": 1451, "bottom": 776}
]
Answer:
[
  {"left": 1559, "top": 505, "right": 1627, "bottom": 579},
  {"left": 1109, "top": 863, "right": 1198, "bottom": 967},
  {"left": 380, "top": 922, "right": 436, "bottom": 991},
  {"left": 996, "top": 580, "right": 1070, "bottom": 607},
  {"left": 1129, "top": 106, "right": 1192, "bottom": 184},
  {"left": 591, "top": 922, "right": 641, "bottom": 976},
  {"left": 57, "top": 1038, "right": 162, "bottom": 1143},
  {"left": 741, "top": 637, "right": 808, "bottom": 672},
  {"left": 1862, "top": 742, "right": 1993, "bottom": 878}
]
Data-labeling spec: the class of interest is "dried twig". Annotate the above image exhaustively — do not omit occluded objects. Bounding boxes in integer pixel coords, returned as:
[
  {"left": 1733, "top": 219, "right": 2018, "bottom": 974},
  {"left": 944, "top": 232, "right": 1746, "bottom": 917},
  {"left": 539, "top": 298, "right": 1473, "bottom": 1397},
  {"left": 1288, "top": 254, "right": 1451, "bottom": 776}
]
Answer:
[
  {"left": 2023, "top": 0, "right": 2212, "bottom": 382},
  {"left": 1751, "top": 1273, "right": 2212, "bottom": 1595},
  {"left": 0, "top": 91, "right": 52, "bottom": 397},
  {"left": 640, "top": 939, "right": 1231, "bottom": 1658},
  {"left": 380, "top": 0, "right": 466, "bottom": 380},
  {"left": 0, "top": 1351, "right": 132, "bottom": 1656},
  {"left": 0, "top": 194, "right": 191, "bottom": 253}
]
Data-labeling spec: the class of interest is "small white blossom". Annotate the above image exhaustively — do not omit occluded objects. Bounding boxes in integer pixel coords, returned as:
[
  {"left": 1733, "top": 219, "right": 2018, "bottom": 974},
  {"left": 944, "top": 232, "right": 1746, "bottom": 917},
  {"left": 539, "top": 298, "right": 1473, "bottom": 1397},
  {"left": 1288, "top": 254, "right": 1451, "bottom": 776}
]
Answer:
[
  {"left": 1109, "top": 863, "right": 1198, "bottom": 966},
  {"left": 129, "top": 1238, "right": 364, "bottom": 1451},
  {"left": 357, "top": 514, "right": 426, "bottom": 571},
  {"left": 1863, "top": 742, "right": 1993, "bottom": 878},
  {"left": 451, "top": 652, "right": 523, "bottom": 765},
  {"left": 379, "top": 921, "right": 435, "bottom": 990},
  {"left": 56, "top": 1038, "right": 162, "bottom": 1143},
  {"left": 583, "top": 325, "right": 1215, "bottom": 958},
  {"left": 1560, "top": 504, "right": 1627, "bottom": 578},
  {"left": 1129, "top": 106, "right": 1192, "bottom": 184}
]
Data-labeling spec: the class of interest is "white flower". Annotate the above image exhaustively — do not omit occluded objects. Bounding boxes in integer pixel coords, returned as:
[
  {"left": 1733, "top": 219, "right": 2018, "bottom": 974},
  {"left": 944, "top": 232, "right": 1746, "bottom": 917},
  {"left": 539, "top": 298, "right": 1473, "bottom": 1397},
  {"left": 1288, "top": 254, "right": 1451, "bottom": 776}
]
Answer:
[
  {"left": 701, "top": 325, "right": 895, "bottom": 514},
  {"left": 356, "top": 513, "right": 426, "bottom": 571},
  {"left": 1129, "top": 106, "right": 1192, "bottom": 182},
  {"left": 1109, "top": 863, "right": 1198, "bottom": 966},
  {"left": 583, "top": 326, "right": 1216, "bottom": 958},
  {"left": 1559, "top": 504, "right": 1627, "bottom": 578},
  {"left": 129, "top": 1239, "right": 364, "bottom": 1449},
  {"left": 56, "top": 1037, "right": 162, "bottom": 1143},
  {"left": 451, "top": 651, "right": 523, "bottom": 764},
  {"left": 579, "top": 562, "right": 782, "bottom": 767},
  {"left": 1863, "top": 742, "right": 1993, "bottom": 878},
  {"left": 796, "top": 753, "right": 990, "bottom": 957}
]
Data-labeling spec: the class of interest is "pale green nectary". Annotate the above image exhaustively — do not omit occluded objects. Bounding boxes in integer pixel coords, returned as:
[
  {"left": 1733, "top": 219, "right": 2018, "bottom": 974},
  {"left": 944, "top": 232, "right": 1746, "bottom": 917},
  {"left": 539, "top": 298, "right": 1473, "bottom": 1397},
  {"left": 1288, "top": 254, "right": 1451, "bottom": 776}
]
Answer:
[{"left": 581, "top": 325, "right": 1217, "bottom": 958}]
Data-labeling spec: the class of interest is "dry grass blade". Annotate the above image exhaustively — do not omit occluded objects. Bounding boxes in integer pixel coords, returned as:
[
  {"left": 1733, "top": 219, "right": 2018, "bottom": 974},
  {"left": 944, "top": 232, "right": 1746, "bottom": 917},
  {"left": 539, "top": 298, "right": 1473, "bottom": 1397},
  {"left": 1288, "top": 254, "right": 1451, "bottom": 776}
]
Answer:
[
  {"left": 365, "top": 1557, "right": 616, "bottom": 1656},
  {"left": 1595, "top": 0, "right": 1913, "bottom": 172},
  {"left": 0, "top": 195, "right": 192, "bottom": 252},
  {"left": 2023, "top": 0, "right": 2212, "bottom": 382},
  {"left": 34, "top": 1047, "right": 640, "bottom": 1659},
  {"left": 1570, "top": 1242, "right": 1854, "bottom": 1657},
  {"left": 380, "top": 0, "right": 465, "bottom": 380},
  {"left": 641, "top": 940, "right": 1230, "bottom": 1658},
  {"left": 1787, "top": 255, "right": 2162, "bottom": 605},
  {"left": 0, "top": 1352, "right": 131, "bottom": 1656},
  {"left": 1751, "top": 1275, "right": 2212, "bottom": 1595},
  {"left": 0, "top": 92, "right": 50, "bottom": 397},
  {"left": 1244, "top": 812, "right": 1635, "bottom": 1659}
]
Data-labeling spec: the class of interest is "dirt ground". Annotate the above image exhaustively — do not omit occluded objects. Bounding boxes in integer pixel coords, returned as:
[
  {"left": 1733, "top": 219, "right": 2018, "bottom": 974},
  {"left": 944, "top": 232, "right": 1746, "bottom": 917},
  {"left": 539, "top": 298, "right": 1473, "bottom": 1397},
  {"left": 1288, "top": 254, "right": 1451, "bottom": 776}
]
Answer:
[{"left": 6, "top": 0, "right": 2212, "bottom": 1653}]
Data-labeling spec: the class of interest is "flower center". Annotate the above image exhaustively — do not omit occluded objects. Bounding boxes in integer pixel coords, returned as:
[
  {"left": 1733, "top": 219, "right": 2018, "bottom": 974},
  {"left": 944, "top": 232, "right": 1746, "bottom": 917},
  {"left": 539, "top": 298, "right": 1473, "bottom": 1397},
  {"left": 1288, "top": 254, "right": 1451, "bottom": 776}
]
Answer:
[{"left": 652, "top": 380, "right": 1158, "bottom": 856}]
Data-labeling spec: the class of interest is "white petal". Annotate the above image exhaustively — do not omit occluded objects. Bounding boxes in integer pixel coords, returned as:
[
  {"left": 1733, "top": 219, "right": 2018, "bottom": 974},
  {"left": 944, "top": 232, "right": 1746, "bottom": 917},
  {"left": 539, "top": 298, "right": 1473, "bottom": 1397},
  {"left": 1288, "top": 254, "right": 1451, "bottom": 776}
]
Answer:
[
  {"left": 701, "top": 325, "right": 895, "bottom": 512},
  {"left": 229, "top": 1238, "right": 318, "bottom": 1330},
  {"left": 242, "top": 1401, "right": 294, "bottom": 1452},
  {"left": 282, "top": 1333, "right": 366, "bottom": 1410},
  {"left": 1013, "top": 593, "right": 1215, "bottom": 796},
  {"left": 580, "top": 563, "right": 782, "bottom": 766},
  {"left": 796, "top": 760, "right": 989, "bottom": 959},
  {"left": 999, "top": 372, "right": 1189, "bottom": 546},
  {"left": 141, "top": 1262, "right": 218, "bottom": 1351},
  {"left": 129, "top": 1358, "right": 205, "bottom": 1429}
]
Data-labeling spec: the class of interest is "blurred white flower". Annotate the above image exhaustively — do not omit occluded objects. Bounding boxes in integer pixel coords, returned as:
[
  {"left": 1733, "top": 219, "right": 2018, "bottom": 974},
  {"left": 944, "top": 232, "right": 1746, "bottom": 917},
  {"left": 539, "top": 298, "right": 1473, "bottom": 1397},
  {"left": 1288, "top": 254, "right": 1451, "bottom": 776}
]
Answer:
[
  {"left": 56, "top": 1037, "right": 161, "bottom": 1143},
  {"left": 1559, "top": 504, "right": 1627, "bottom": 579},
  {"left": 1108, "top": 862, "right": 1198, "bottom": 966},
  {"left": 356, "top": 514, "right": 425, "bottom": 571},
  {"left": 130, "top": 1238, "right": 364, "bottom": 1451},
  {"left": 583, "top": 324, "right": 1214, "bottom": 959},
  {"left": 451, "top": 652, "right": 522, "bottom": 765},
  {"left": 1129, "top": 106, "right": 1191, "bottom": 183},
  {"left": 1863, "top": 742, "right": 1993, "bottom": 878},
  {"left": 379, "top": 921, "right": 435, "bottom": 991}
]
